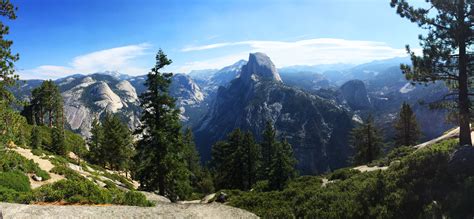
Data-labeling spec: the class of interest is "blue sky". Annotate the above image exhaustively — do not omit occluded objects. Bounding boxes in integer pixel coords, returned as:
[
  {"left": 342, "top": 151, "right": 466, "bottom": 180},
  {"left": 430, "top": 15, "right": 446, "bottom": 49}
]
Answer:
[{"left": 8, "top": 0, "right": 426, "bottom": 79}]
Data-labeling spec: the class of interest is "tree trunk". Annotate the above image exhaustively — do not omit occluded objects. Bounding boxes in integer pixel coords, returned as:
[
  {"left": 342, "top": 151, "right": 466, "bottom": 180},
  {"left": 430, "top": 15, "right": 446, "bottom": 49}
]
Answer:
[
  {"left": 158, "top": 175, "right": 165, "bottom": 196},
  {"left": 457, "top": 0, "right": 472, "bottom": 146},
  {"left": 49, "top": 110, "right": 53, "bottom": 128}
]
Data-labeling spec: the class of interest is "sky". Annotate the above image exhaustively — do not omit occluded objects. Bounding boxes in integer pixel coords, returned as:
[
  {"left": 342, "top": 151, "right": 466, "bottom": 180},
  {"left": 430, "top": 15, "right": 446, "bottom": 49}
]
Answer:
[{"left": 7, "top": 0, "right": 427, "bottom": 80}]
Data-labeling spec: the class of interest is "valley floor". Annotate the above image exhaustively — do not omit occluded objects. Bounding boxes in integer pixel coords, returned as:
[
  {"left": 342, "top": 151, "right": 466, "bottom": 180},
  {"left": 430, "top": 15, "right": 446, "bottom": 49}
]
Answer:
[{"left": 0, "top": 202, "right": 258, "bottom": 219}]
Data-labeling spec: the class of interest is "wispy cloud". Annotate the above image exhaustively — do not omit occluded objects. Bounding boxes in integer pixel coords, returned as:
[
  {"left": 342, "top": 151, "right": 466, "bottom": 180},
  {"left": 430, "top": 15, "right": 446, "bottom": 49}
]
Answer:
[
  {"left": 179, "top": 38, "right": 412, "bottom": 72},
  {"left": 19, "top": 43, "right": 152, "bottom": 80}
]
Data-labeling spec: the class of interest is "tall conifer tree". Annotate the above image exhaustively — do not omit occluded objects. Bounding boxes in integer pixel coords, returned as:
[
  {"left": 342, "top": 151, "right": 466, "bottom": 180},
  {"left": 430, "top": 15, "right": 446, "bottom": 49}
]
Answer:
[
  {"left": 134, "top": 50, "right": 191, "bottom": 201},
  {"left": 350, "top": 115, "right": 383, "bottom": 165},
  {"left": 390, "top": 0, "right": 474, "bottom": 146},
  {"left": 394, "top": 102, "right": 421, "bottom": 146}
]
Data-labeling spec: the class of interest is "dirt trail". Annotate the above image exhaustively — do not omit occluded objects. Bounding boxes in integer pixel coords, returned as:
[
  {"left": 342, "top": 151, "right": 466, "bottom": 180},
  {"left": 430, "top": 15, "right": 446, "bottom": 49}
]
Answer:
[{"left": 10, "top": 147, "right": 64, "bottom": 189}]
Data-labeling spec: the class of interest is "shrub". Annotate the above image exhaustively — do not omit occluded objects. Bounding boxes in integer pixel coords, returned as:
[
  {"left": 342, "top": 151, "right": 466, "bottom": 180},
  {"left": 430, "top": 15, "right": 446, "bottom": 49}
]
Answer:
[
  {"left": 123, "top": 191, "right": 153, "bottom": 206},
  {"left": 50, "top": 166, "right": 86, "bottom": 181},
  {"left": 102, "top": 172, "right": 134, "bottom": 190},
  {"left": 0, "top": 185, "right": 21, "bottom": 202},
  {"left": 0, "top": 151, "right": 50, "bottom": 180},
  {"left": 0, "top": 171, "right": 31, "bottom": 193},
  {"left": 34, "top": 179, "right": 112, "bottom": 204},
  {"left": 226, "top": 139, "right": 466, "bottom": 218},
  {"left": 328, "top": 168, "right": 361, "bottom": 181},
  {"left": 103, "top": 180, "right": 117, "bottom": 189},
  {"left": 32, "top": 178, "right": 153, "bottom": 207}
]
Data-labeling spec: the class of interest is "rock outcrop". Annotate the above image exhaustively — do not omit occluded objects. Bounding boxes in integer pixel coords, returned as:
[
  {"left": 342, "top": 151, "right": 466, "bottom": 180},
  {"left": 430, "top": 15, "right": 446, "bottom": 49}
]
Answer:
[{"left": 339, "top": 80, "right": 371, "bottom": 110}]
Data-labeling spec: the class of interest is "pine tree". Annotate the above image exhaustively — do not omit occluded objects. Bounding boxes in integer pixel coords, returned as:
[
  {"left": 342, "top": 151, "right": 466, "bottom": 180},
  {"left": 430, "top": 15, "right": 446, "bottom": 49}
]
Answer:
[
  {"left": 390, "top": 0, "right": 474, "bottom": 146},
  {"left": 210, "top": 140, "right": 233, "bottom": 189},
  {"left": 268, "top": 140, "right": 297, "bottom": 190},
  {"left": 134, "top": 50, "right": 191, "bottom": 201},
  {"left": 0, "top": 0, "right": 21, "bottom": 147},
  {"left": 102, "top": 114, "right": 133, "bottom": 172},
  {"left": 24, "top": 80, "right": 63, "bottom": 127},
  {"left": 350, "top": 115, "right": 383, "bottom": 165},
  {"left": 30, "top": 125, "right": 41, "bottom": 149},
  {"left": 261, "top": 121, "right": 277, "bottom": 178},
  {"left": 0, "top": 0, "right": 18, "bottom": 105},
  {"left": 51, "top": 127, "right": 66, "bottom": 156},
  {"left": 394, "top": 102, "right": 421, "bottom": 146},
  {"left": 210, "top": 129, "right": 262, "bottom": 190},
  {"left": 88, "top": 118, "right": 104, "bottom": 166},
  {"left": 183, "top": 128, "right": 202, "bottom": 189},
  {"left": 240, "top": 131, "right": 260, "bottom": 190}
]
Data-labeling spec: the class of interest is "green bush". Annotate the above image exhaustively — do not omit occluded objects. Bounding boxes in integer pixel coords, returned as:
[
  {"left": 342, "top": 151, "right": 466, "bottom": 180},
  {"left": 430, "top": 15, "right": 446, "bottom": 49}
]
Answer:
[
  {"left": 123, "top": 191, "right": 153, "bottom": 206},
  {"left": 226, "top": 139, "right": 470, "bottom": 218},
  {"left": 32, "top": 178, "right": 152, "bottom": 207},
  {"left": 0, "top": 171, "right": 31, "bottom": 192},
  {"left": 34, "top": 179, "right": 111, "bottom": 204},
  {"left": 328, "top": 168, "right": 360, "bottom": 181},
  {"left": 0, "top": 151, "right": 50, "bottom": 180},
  {"left": 0, "top": 185, "right": 22, "bottom": 202},
  {"left": 102, "top": 172, "right": 134, "bottom": 190},
  {"left": 50, "top": 166, "right": 86, "bottom": 181}
]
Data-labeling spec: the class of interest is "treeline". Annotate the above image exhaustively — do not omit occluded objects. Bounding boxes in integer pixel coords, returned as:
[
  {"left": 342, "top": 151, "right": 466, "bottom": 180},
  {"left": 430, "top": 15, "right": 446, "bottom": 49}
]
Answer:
[
  {"left": 350, "top": 101, "right": 421, "bottom": 165},
  {"left": 211, "top": 123, "right": 297, "bottom": 191}
]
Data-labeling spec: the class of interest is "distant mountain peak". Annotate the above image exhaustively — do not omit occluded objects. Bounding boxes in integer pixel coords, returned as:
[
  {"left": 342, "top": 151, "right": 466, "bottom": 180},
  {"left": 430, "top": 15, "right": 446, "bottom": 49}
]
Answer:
[
  {"left": 91, "top": 70, "right": 132, "bottom": 80},
  {"left": 241, "top": 53, "right": 282, "bottom": 83}
]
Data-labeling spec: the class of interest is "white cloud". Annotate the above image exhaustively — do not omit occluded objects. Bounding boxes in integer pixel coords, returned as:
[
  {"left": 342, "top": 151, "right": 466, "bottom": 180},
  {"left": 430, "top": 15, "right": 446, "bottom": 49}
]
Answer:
[
  {"left": 179, "top": 38, "right": 412, "bottom": 72},
  {"left": 19, "top": 43, "right": 152, "bottom": 80}
]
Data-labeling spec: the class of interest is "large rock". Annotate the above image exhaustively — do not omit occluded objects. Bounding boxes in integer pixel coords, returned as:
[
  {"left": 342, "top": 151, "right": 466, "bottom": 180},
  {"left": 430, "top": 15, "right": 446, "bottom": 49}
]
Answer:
[
  {"left": 241, "top": 52, "right": 282, "bottom": 84},
  {"left": 339, "top": 80, "right": 371, "bottom": 110},
  {"left": 0, "top": 202, "right": 258, "bottom": 219}
]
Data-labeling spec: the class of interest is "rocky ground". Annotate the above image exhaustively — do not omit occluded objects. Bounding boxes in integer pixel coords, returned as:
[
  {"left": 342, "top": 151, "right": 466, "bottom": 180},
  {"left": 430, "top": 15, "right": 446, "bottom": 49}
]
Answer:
[{"left": 0, "top": 202, "right": 259, "bottom": 219}]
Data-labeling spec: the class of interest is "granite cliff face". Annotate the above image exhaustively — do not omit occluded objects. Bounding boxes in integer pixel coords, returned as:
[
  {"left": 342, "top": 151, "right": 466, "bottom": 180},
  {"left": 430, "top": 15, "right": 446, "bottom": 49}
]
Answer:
[
  {"left": 59, "top": 74, "right": 142, "bottom": 138},
  {"left": 194, "top": 53, "right": 354, "bottom": 174},
  {"left": 339, "top": 80, "right": 372, "bottom": 110},
  {"left": 15, "top": 72, "right": 206, "bottom": 137}
]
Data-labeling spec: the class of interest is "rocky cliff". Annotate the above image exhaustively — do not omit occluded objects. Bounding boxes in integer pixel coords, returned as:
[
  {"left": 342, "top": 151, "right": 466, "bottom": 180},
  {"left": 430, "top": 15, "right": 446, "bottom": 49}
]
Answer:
[{"left": 195, "top": 53, "right": 354, "bottom": 174}]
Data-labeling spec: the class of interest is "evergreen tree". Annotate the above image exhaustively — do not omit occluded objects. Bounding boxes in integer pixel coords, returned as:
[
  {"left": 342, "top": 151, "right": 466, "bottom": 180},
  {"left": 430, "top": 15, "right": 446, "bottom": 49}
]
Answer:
[
  {"left": 268, "top": 140, "right": 297, "bottom": 190},
  {"left": 51, "top": 127, "right": 66, "bottom": 156},
  {"left": 88, "top": 117, "right": 104, "bottom": 166},
  {"left": 134, "top": 50, "right": 191, "bottom": 201},
  {"left": 183, "top": 128, "right": 202, "bottom": 189},
  {"left": 350, "top": 115, "right": 383, "bottom": 165},
  {"left": 394, "top": 102, "right": 421, "bottom": 146},
  {"left": 261, "top": 121, "right": 277, "bottom": 178},
  {"left": 390, "top": 0, "right": 474, "bottom": 146},
  {"left": 240, "top": 131, "right": 260, "bottom": 190},
  {"left": 30, "top": 125, "right": 41, "bottom": 149},
  {"left": 210, "top": 140, "right": 233, "bottom": 189},
  {"left": 0, "top": 0, "right": 18, "bottom": 105},
  {"left": 0, "top": 0, "right": 21, "bottom": 147},
  {"left": 211, "top": 129, "right": 261, "bottom": 190},
  {"left": 102, "top": 113, "right": 133, "bottom": 172},
  {"left": 23, "top": 80, "right": 63, "bottom": 127}
]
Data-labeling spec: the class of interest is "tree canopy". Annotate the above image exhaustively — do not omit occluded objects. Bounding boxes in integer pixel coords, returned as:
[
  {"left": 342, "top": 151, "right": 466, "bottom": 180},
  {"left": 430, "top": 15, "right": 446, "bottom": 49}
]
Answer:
[{"left": 390, "top": 0, "right": 474, "bottom": 146}]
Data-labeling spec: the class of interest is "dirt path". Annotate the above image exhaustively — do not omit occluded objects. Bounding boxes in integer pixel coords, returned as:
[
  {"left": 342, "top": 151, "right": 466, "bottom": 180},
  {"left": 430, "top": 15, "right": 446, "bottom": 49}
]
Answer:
[
  {"left": 10, "top": 147, "right": 64, "bottom": 189},
  {"left": 0, "top": 202, "right": 259, "bottom": 219}
]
